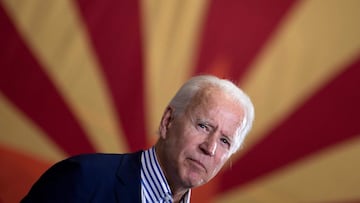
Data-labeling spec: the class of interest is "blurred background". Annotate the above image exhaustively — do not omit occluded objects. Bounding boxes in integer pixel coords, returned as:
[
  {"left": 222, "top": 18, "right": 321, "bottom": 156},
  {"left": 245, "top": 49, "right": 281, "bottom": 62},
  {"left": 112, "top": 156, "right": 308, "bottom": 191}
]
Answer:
[{"left": 0, "top": 0, "right": 359, "bottom": 202}]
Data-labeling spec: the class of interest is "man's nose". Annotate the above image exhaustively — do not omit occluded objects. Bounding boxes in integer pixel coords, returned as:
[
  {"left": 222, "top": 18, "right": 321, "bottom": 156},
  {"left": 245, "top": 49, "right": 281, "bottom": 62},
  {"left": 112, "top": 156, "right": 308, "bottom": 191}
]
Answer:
[{"left": 200, "top": 135, "right": 217, "bottom": 156}]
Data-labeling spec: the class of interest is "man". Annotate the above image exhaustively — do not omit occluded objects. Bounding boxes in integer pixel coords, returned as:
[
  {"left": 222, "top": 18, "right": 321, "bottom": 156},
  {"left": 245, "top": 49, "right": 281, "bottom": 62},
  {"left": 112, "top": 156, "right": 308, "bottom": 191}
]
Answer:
[{"left": 21, "top": 75, "right": 255, "bottom": 203}]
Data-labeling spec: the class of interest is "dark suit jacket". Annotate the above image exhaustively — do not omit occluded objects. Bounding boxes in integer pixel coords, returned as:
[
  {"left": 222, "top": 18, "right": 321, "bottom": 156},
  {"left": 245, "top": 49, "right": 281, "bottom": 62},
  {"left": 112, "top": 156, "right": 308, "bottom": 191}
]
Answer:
[{"left": 21, "top": 151, "right": 143, "bottom": 203}]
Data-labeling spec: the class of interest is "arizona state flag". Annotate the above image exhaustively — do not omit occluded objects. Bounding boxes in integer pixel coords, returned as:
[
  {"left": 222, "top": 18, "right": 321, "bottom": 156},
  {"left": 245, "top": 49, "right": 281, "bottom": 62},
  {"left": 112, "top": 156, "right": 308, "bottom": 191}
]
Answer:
[{"left": 0, "top": 1, "right": 359, "bottom": 202}]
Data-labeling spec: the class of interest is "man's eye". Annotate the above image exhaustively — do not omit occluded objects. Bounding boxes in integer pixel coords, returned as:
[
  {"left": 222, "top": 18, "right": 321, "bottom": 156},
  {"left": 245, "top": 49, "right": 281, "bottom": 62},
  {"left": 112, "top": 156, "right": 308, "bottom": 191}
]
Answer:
[
  {"left": 198, "top": 123, "right": 206, "bottom": 129},
  {"left": 197, "top": 123, "right": 209, "bottom": 132},
  {"left": 220, "top": 138, "right": 230, "bottom": 146}
]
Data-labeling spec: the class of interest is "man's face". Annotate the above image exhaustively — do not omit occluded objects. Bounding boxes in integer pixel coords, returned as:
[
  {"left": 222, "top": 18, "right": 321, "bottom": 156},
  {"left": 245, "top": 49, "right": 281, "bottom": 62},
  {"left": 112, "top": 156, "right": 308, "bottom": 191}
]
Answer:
[{"left": 157, "top": 88, "right": 244, "bottom": 190}]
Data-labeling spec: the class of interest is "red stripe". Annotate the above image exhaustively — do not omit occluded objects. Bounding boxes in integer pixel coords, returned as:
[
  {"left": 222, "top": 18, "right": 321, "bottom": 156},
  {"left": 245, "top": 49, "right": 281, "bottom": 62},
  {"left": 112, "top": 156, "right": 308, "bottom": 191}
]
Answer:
[
  {"left": 0, "top": 6, "right": 95, "bottom": 155},
  {"left": 220, "top": 57, "right": 360, "bottom": 192},
  {"left": 75, "top": 0, "right": 146, "bottom": 151},
  {"left": 194, "top": 0, "right": 297, "bottom": 81}
]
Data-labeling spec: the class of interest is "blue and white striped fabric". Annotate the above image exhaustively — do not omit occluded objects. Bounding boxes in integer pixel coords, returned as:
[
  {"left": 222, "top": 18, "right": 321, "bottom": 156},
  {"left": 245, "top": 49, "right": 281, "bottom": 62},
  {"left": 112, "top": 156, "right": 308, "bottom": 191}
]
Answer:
[{"left": 141, "top": 147, "right": 191, "bottom": 203}]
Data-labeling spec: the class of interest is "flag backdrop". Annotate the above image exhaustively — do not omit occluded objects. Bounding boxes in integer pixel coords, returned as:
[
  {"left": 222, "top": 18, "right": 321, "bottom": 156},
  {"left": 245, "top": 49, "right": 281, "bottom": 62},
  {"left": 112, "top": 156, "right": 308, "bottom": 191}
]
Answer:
[{"left": 0, "top": 0, "right": 359, "bottom": 202}]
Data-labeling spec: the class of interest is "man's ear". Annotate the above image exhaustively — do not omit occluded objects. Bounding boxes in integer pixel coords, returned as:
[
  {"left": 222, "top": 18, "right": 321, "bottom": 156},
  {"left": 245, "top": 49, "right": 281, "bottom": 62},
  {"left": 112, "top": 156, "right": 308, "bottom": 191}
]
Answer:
[{"left": 159, "top": 106, "right": 174, "bottom": 139}]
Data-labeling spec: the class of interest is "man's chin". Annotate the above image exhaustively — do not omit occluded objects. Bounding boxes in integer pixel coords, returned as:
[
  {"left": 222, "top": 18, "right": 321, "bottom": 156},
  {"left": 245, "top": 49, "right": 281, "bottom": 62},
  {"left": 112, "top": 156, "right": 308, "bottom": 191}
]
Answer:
[{"left": 182, "top": 173, "right": 206, "bottom": 188}]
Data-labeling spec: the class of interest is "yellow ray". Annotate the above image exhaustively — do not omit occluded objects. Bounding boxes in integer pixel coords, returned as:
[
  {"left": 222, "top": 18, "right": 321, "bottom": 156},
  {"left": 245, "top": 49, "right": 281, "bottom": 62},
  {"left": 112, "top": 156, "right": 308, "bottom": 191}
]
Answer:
[
  {"left": 0, "top": 93, "right": 66, "bottom": 162},
  {"left": 239, "top": 0, "right": 360, "bottom": 153},
  {"left": 2, "top": 1, "right": 128, "bottom": 153},
  {"left": 216, "top": 135, "right": 360, "bottom": 203},
  {"left": 141, "top": 0, "right": 209, "bottom": 143}
]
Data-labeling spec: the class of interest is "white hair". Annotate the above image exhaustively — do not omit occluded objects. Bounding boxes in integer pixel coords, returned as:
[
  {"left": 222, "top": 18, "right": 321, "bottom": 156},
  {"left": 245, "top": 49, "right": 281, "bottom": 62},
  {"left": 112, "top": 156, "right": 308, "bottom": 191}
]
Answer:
[{"left": 168, "top": 75, "right": 255, "bottom": 154}]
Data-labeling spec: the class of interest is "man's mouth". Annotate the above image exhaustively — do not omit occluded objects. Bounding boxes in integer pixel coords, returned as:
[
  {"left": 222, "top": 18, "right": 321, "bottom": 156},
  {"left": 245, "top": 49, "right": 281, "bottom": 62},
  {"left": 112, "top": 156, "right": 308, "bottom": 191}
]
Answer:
[{"left": 188, "top": 158, "right": 207, "bottom": 172}]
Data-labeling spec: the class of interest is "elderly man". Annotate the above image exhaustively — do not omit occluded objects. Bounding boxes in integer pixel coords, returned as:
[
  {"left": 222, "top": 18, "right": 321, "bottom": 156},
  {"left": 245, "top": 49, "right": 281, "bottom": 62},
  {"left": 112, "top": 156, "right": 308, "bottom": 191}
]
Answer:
[{"left": 22, "top": 75, "right": 254, "bottom": 203}]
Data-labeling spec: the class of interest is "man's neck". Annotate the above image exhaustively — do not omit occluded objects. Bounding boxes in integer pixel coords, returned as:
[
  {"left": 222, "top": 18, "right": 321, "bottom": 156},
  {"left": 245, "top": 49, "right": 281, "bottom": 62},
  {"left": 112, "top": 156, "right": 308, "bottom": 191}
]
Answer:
[{"left": 154, "top": 144, "right": 190, "bottom": 202}]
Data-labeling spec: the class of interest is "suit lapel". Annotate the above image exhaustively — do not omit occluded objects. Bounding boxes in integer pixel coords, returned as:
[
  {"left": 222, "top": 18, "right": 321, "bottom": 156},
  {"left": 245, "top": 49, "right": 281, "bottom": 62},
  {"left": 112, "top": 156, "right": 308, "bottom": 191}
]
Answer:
[{"left": 114, "top": 151, "right": 143, "bottom": 203}]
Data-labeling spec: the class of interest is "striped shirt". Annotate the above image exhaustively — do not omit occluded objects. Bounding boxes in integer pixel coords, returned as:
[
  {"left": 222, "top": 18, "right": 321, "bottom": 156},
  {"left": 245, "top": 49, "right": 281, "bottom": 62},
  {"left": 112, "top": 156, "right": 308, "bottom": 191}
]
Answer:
[{"left": 141, "top": 147, "right": 191, "bottom": 203}]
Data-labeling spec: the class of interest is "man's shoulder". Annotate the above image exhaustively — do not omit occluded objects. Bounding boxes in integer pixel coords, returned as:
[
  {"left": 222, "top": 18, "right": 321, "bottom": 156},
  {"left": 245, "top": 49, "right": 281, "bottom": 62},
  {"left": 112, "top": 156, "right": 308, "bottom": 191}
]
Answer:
[
  {"left": 21, "top": 151, "right": 144, "bottom": 202},
  {"left": 64, "top": 150, "right": 143, "bottom": 171},
  {"left": 69, "top": 151, "right": 142, "bottom": 162}
]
